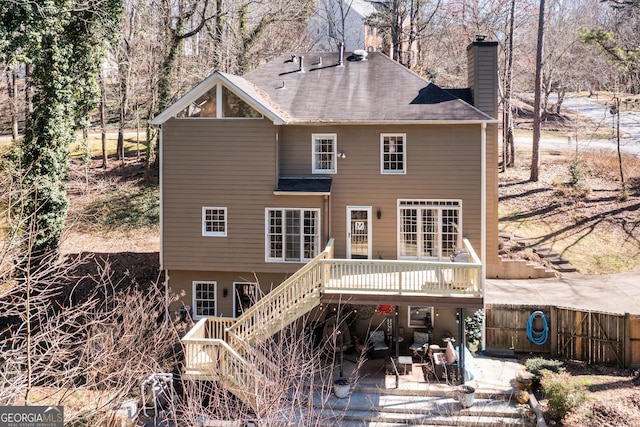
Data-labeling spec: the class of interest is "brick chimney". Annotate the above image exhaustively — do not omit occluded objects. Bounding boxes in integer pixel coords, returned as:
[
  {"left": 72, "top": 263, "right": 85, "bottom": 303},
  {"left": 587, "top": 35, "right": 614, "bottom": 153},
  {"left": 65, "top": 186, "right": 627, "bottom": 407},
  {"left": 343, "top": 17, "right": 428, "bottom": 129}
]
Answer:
[{"left": 467, "top": 36, "right": 498, "bottom": 119}]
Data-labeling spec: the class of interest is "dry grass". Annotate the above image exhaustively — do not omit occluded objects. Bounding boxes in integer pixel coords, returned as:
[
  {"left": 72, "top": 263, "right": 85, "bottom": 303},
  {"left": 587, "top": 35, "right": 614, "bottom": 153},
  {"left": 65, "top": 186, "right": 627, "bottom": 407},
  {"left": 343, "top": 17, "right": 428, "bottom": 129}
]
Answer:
[{"left": 499, "top": 146, "right": 640, "bottom": 274}]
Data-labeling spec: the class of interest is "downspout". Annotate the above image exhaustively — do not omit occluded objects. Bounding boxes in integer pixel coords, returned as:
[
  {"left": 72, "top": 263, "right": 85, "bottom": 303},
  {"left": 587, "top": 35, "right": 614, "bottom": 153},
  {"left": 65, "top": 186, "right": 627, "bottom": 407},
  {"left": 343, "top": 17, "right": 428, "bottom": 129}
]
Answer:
[
  {"left": 481, "top": 122, "right": 486, "bottom": 282},
  {"left": 275, "top": 127, "right": 279, "bottom": 189},
  {"left": 159, "top": 125, "right": 164, "bottom": 270},
  {"left": 324, "top": 195, "right": 330, "bottom": 247},
  {"left": 481, "top": 122, "right": 487, "bottom": 352},
  {"left": 158, "top": 125, "right": 170, "bottom": 328}
]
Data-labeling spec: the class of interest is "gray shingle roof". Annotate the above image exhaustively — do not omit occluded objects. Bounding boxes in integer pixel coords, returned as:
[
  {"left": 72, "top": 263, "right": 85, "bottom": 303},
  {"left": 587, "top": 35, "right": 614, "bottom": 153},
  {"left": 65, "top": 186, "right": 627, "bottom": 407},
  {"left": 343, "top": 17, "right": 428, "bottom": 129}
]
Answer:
[{"left": 244, "top": 52, "right": 493, "bottom": 123}]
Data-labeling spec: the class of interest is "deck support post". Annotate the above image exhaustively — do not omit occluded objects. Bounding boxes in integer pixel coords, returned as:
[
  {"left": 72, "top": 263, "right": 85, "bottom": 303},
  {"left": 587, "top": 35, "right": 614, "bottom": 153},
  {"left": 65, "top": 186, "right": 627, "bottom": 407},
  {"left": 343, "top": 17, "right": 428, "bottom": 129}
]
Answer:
[
  {"left": 395, "top": 306, "right": 400, "bottom": 388},
  {"left": 459, "top": 307, "right": 466, "bottom": 385}
]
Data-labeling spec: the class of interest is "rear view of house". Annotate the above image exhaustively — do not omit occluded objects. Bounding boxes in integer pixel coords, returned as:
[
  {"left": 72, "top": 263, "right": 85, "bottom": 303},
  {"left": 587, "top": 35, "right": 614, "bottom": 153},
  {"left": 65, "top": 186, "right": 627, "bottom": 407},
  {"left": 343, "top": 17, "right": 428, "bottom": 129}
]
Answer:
[{"left": 151, "top": 38, "right": 499, "bottom": 407}]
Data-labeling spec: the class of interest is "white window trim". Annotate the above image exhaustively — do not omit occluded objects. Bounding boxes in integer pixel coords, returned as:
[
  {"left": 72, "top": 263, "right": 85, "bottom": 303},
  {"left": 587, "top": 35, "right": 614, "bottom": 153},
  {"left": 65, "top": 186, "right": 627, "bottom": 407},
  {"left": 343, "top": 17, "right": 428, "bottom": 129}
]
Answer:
[
  {"left": 380, "top": 133, "right": 407, "bottom": 174},
  {"left": 192, "top": 281, "right": 217, "bottom": 320},
  {"left": 202, "top": 207, "right": 227, "bottom": 237},
  {"left": 396, "top": 199, "right": 462, "bottom": 260},
  {"left": 312, "top": 133, "right": 337, "bottom": 174},
  {"left": 265, "top": 208, "right": 321, "bottom": 263}
]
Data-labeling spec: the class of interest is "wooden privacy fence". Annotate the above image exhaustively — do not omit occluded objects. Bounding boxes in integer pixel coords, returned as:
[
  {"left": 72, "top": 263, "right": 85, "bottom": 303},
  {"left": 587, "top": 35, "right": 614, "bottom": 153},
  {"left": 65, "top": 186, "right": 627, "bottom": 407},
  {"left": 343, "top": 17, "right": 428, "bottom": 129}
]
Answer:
[{"left": 486, "top": 304, "right": 640, "bottom": 368}]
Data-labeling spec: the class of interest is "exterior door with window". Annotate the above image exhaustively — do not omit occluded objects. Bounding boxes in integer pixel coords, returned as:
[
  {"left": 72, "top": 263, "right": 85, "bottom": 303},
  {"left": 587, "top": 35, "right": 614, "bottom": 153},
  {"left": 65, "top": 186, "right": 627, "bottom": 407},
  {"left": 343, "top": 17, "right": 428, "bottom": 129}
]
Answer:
[
  {"left": 234, "top": 282, "right": 257, "bottom": 318},
  {"left": 347, "top": 206, "right": 371, "bottom": 259}
]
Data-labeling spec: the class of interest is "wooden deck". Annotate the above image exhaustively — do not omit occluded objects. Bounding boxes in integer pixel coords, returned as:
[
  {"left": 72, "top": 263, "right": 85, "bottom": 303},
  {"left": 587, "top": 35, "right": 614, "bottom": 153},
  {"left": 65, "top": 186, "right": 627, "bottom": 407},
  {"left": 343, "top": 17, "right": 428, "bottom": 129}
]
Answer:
[{"left": 181, "top": 238, "right": 484, "bottom": 415}]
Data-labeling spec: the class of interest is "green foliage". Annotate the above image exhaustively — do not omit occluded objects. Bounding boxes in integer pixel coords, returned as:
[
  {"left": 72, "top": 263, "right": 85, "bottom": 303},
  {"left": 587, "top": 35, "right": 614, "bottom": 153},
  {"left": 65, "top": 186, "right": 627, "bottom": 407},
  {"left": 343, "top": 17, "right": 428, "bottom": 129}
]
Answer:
[
  {"left": 579, "top": 26, "right": 640, "bottom": 86},
  {"left": 0, "top": 1, "right": 122, "bottom": 266},
  {"left": 569, "top": 159, "right": 587, "bottom": 187},
  {"left": 525, "top": 357, "right": 565, "bottom": 379},
  {"left": 464, "top": 309, "right": 484, "bottom": 345},
  {"left": 540, "top": 370, "right": 589, "bottom": 419}
]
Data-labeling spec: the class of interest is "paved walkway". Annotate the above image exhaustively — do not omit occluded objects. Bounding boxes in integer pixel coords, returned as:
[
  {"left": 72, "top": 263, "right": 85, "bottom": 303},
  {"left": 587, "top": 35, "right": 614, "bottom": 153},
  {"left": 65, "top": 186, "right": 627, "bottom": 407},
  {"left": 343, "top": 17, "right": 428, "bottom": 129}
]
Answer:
[{"left": 486, "top": 271, "right": 640, "bottom": 314}]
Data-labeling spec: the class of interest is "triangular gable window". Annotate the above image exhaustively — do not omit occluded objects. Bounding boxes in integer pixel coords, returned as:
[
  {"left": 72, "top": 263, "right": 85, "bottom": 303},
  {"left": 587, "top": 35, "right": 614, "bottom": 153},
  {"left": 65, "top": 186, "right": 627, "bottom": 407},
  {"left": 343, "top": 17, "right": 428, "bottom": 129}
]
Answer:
[
  {"left": 177, "top": 83, "right": 262, "bottom": 118},
  {"left": 222, "top": 86, "right": 261, "bottom": 118},
  {"left": 177, "top": 86, "right": 217, "bottom": 117}
]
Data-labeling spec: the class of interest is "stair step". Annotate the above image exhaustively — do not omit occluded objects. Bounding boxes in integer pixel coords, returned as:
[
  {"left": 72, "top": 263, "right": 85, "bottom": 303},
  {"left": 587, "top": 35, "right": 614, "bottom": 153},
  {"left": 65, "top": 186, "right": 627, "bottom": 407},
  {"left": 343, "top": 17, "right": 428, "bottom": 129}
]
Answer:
[
  {"left": 546, "top": 256, "right": 570, "bottom": 264},
  {"left": 301, "top": 390, "right": 536, "bottom": 426},
  {"left": 534, "top": 250, "right": 559, "bottom": 258},
  {"left": 555, "top": 265, "right": 578, "bottom": 272},
  {"left": 307, "top": 401, "right": 536, "bottom": 427}
]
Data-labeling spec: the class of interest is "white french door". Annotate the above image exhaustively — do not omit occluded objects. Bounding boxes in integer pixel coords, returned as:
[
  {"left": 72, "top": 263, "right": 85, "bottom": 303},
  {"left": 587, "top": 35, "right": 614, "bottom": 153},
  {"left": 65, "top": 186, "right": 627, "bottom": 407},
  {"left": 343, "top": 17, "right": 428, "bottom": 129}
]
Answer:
[{"left": 399, "top": 200, "right": 461, "bottom": 260}]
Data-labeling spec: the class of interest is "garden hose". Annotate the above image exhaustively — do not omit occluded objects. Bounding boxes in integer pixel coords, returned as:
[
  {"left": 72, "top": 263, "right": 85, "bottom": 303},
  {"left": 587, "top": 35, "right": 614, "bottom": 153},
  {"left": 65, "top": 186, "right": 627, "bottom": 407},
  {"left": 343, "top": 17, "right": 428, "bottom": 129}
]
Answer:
[{"left": 526, "top": 310, "right": 549, "bottom": 345}]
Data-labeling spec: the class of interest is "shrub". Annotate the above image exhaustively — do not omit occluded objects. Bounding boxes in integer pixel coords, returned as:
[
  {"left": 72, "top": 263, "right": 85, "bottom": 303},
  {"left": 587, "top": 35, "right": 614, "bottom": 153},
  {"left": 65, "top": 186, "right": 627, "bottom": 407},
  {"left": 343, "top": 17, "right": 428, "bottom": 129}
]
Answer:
[
  {"left": 569, "top": 159, "right": 587, "bottom": 187},
  {"left": 540, "top": 370, "right": 589, "bottom": 418},
  {"left": 525, "top": 357, "right": 564, "bottom": 379},
  {"left": 464, "top": 309, "right": 484, "bottom": 345}
]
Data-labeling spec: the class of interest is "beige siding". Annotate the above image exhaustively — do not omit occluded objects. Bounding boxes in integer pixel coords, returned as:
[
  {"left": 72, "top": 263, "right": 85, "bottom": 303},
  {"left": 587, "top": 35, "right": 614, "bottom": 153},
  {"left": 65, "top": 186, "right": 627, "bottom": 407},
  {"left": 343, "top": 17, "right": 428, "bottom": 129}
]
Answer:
[
  {"left": 485, "top": 122, "right": 500, "bottom": 275},
  {"left": 167, "top": 269, "right": 290, "bottom": 319},
  {"left": 162, "top": 118, "right": 324, "bottom": 273},
  {"left": 467, "top": 42, "right": 499, "bottom": 118},
  {"left": 280, "top": 124, "right": 484, "bottom": 261}
]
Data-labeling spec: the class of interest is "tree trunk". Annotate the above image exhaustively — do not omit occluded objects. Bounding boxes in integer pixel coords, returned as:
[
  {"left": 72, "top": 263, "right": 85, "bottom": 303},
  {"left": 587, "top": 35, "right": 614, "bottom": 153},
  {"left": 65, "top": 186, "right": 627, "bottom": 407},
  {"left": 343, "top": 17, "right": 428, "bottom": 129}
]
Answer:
[
  {"left": 531, "top": 0, "right": 546, "bottom": 182},
  {"left": 614, "top": 97, "right": 625, "bottom": 187},
  {"left": 503, "top": 0, "right": 516, "bottom": 169},
  {"left": 6, "top": 67, "right": 19, "bottom": 141},
  {"left": 24, "top": 63, "right": 33, "bottom": 129},
  {"left": 117, "top": 66, "right": 128, "bottom": 165},
  {"left": 99, "top": 73, "right": 108, "bottom": 168}
]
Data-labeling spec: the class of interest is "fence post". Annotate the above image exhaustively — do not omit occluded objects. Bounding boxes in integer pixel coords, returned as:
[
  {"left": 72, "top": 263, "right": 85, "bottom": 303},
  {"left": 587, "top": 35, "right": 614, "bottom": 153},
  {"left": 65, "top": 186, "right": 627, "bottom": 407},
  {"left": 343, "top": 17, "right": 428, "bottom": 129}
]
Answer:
[
  {"left": 625, "top": 312, "right": 631, "bottom": 368},
  {"left": 550, "top": 306, "right": 558, "bottom": 357}
]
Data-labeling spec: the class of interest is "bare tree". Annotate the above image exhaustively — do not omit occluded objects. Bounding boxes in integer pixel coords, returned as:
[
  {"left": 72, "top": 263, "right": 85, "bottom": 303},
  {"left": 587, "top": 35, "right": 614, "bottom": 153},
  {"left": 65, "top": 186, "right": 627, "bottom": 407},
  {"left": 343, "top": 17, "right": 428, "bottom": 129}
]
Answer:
[
  {"left": 531, "top": 0, "right": 546, "bottom": 182},
  {"left": 502, "top": 0, "right": 516, "bottom": 169}
]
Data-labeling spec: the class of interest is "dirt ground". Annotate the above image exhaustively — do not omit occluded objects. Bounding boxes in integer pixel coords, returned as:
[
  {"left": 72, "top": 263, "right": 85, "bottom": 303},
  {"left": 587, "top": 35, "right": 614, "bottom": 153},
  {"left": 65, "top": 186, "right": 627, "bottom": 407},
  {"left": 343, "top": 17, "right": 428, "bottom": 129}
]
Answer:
[
  {"left": 499, "top": 95, "right": 640, "bottom": 274},
  {"left": 528, "top": 358, "right": 640, "bottom": 426}
]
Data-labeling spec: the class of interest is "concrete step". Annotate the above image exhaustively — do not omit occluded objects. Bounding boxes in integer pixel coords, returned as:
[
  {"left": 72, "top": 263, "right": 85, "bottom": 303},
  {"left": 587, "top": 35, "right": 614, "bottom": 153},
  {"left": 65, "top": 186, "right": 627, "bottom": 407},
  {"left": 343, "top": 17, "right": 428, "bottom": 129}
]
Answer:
[
  {"left": 534, "top": 249, "right": 560, "bottom": 258},
  {"left": 545, "top": 256, "right": 578, "bottom": 272},
  {"left": 554, "top": 264, "right": 578, "bottom": 273},
  {"left": 305, "top": 392, "right": 536, "bottom": 426}
]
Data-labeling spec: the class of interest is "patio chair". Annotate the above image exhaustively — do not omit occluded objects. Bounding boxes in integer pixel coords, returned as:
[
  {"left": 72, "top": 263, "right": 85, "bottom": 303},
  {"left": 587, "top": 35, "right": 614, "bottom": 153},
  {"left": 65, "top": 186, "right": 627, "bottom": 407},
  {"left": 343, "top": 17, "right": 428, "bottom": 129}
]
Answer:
[
  {"left": 409, "top": 331, "right": 432, "bottom": 362},
  {"left": 431, "top": 341, "right": 459, "bottom": 384},
  {"left": 366, "top": 330, "right": 389, "bottom": 359}
]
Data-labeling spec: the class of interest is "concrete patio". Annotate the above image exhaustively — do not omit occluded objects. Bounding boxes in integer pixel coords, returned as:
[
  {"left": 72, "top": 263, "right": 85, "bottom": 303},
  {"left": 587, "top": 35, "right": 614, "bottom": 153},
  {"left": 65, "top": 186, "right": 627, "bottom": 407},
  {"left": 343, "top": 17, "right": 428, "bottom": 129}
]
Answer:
[{"left": 304, "top": 354, "right": 538, "bottom": 426}]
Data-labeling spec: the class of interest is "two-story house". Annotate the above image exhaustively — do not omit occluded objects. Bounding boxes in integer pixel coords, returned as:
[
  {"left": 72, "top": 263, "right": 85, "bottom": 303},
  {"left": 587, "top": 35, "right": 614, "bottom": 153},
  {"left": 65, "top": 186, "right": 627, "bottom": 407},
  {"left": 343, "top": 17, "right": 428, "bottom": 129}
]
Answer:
[{"left": 150, "top": 39, "right": 499, "bottom": 407}]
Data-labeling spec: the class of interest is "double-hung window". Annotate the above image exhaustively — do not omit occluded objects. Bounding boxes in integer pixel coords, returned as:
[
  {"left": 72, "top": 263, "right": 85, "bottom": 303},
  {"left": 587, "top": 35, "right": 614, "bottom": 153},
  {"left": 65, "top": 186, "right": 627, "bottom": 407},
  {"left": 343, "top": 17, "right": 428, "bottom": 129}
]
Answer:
[
  {"left": 381, "top": 133, "right": 406, "bottom": 174},
  {"left": 202, "top": 207, "right": 227, "bottom": 236},
  {"left": 398, "top": 200, "right": 461, "bottom": 260},
  {"left": 266, "top": 208, "right": 320, "bottom": 262},
  {"left": 312, "top": 133, "right": 337, "bottom": 174},
  {"left": 193, "top": 281, "right": 216, "bottom": 319}
]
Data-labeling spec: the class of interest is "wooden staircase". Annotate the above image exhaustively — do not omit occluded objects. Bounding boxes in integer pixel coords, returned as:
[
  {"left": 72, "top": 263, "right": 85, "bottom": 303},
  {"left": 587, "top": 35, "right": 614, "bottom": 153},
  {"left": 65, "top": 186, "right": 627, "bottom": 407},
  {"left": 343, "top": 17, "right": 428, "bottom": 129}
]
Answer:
[{"left": 182, "top": 242, "right": 334, "bottom": 415}]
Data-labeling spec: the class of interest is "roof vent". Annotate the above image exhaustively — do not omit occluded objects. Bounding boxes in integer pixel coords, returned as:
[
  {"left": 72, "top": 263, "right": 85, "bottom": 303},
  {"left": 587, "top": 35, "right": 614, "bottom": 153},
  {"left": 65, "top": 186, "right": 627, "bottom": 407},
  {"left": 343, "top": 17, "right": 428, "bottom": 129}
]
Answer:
[
  {"left": 338, "top": 42, "right": 344, "bottom": 67},
  {"left": 298, "top": 55, "right": 305, "bottom": 72},
  {"left": 475, "top": 34, "right": 486, "bottom": 42},
  {"left": 348, "top": 49, "right": 368, "bottom": 61}
]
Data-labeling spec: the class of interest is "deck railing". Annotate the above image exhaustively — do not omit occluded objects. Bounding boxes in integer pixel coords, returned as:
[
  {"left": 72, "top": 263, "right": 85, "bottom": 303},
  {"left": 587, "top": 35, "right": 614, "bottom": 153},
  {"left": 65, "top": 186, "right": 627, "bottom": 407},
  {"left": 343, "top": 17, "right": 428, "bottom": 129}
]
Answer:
[{"left": 182, "top": 237, "right": 482, "bottom": 413}]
